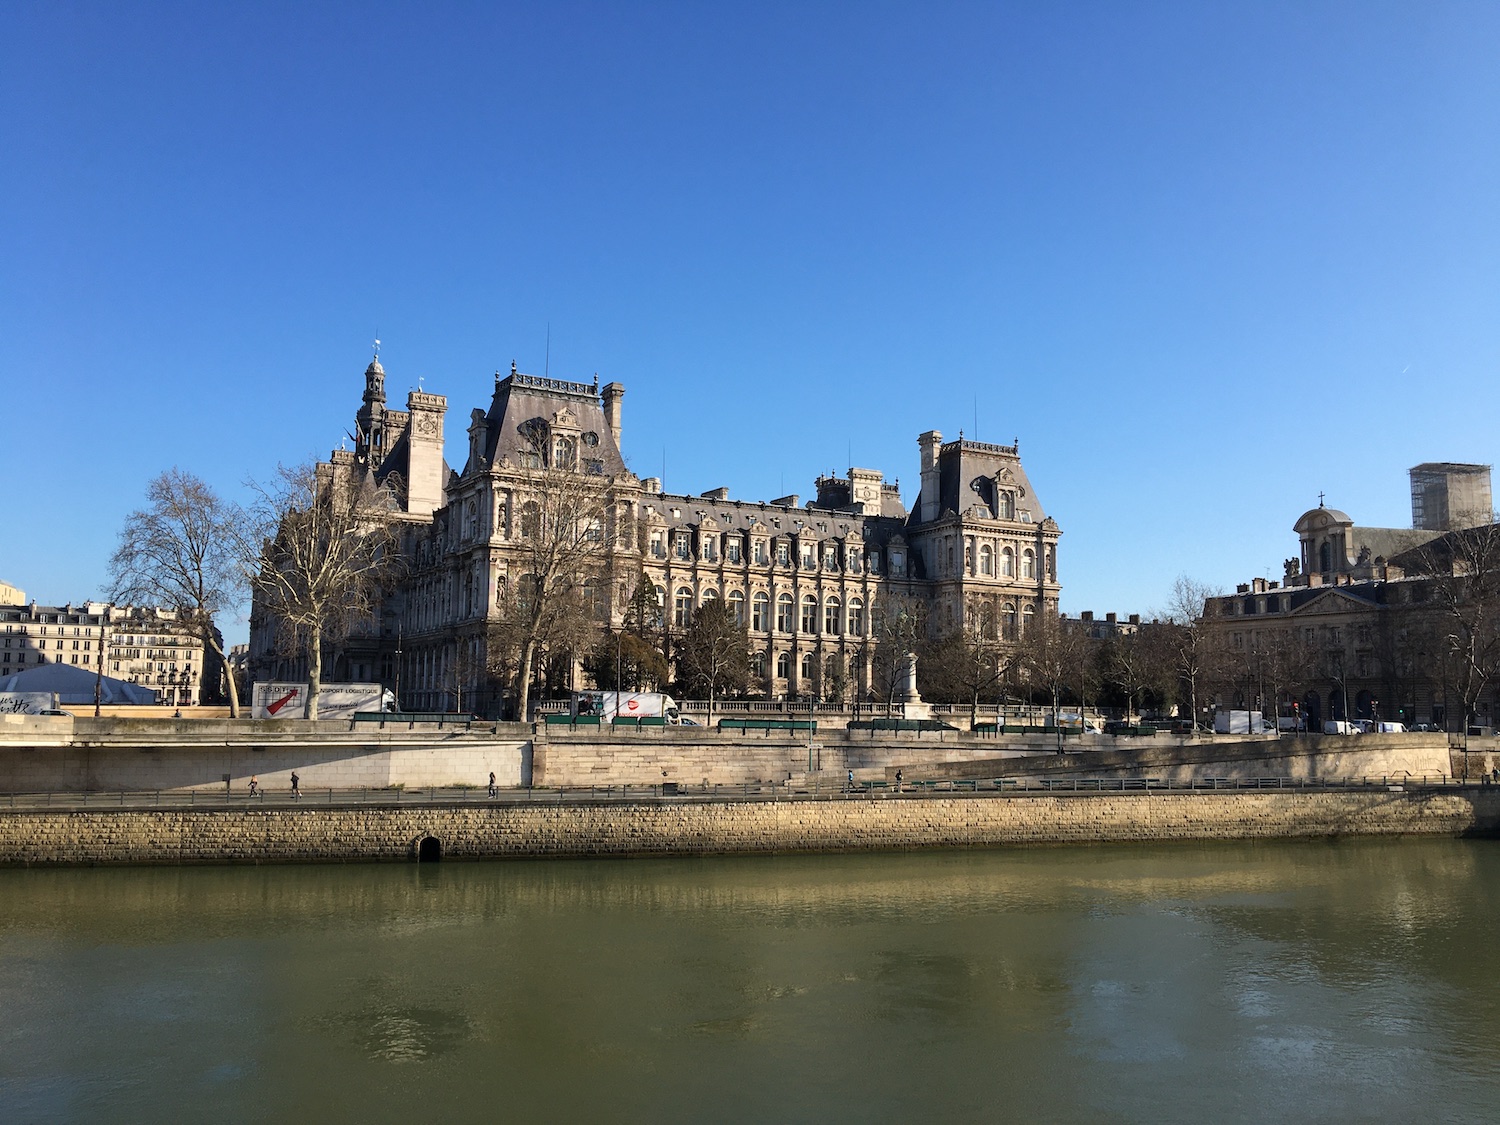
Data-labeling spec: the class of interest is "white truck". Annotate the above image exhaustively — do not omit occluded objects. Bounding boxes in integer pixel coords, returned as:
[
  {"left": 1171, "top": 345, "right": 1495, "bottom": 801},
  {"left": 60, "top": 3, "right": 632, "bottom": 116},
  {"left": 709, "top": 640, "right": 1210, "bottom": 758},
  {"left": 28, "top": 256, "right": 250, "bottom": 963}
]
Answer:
[
  {"left": 571, "top": 691, "right": 684, "bottom": 724},
  {"left": 1214, "top": 709, "right": 1269, "bottom": 735}
]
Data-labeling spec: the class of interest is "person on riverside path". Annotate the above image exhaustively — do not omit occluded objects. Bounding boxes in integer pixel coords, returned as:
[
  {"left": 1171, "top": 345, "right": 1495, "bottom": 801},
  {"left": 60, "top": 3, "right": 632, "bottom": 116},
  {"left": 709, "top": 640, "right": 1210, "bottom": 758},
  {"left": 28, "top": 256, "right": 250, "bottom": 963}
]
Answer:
[
  {"left": 488, "top": 771, "right": 497, "bottom": 798},
  {"left": 847, "top": 769, "right": 855, "bottom": 792},
  {"left": 290, "top": 772, "right": 300, "bottom": 799},
  {"left": 248, "top": 776, "right": 259, "bottom": 797},
  {"left": 895, "top": 769, "right": 903, "bottom": 793}
]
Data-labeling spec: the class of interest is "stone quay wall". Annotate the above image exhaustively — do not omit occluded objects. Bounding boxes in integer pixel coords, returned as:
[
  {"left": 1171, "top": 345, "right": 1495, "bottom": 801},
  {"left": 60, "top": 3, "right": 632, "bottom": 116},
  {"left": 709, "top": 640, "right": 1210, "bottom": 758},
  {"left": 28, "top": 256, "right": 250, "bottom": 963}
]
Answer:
[
  {"left": 2, "top": 788, "right": 1496, "bottom": 867},
  {"left": 901, "top": 733, "right": 1458, "bottom": 786},
  {"left": 0, "top": 715, "right": 530, "bottom": 792}
]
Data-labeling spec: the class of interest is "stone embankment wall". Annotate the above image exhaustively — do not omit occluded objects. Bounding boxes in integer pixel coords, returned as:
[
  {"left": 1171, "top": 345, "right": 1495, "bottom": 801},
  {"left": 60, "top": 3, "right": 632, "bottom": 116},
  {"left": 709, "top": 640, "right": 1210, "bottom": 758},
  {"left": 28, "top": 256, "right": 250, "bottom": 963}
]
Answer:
[
  {"left": 0, "top": 715, "right": 529, "bottom": 792},
  {"left": 532, "top": 729, "right": 1034, "bottom": 787},
  {"left": 1, "top": 715, "right": 1480, "bottom": 794},
  {"left": 903, "top": 733, "right": 1459, "bottom": 786},
  {"left": 2, "top": 789, "right": 1496, "bottom": 867}
]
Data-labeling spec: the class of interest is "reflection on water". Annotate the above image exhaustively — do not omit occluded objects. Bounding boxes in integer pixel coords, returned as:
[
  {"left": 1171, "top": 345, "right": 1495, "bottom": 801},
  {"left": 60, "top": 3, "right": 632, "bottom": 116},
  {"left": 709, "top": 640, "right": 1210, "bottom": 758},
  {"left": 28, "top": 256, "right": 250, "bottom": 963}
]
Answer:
[{"left": 2, "top": 840, "right": 1500, "bottom": 1123}]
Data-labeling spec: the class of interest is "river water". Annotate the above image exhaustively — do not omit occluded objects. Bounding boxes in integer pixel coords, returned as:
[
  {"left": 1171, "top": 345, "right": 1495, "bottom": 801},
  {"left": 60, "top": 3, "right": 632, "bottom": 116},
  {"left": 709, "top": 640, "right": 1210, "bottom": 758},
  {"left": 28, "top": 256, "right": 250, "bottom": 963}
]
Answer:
[{"left": 3, "top": 839, "right": 1499, "bottom": 1124}]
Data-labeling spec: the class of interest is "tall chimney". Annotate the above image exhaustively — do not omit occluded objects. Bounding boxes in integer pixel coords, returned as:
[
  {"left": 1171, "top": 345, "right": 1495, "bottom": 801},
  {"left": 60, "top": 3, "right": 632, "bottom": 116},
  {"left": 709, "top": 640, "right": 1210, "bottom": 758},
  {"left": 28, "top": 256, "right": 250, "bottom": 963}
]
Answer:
[
  {"left": 601, "top": 382, "right": 625, "bottom": 453},
  {"left": 917, "top": 430, "right": 942, "bottom": 522}
]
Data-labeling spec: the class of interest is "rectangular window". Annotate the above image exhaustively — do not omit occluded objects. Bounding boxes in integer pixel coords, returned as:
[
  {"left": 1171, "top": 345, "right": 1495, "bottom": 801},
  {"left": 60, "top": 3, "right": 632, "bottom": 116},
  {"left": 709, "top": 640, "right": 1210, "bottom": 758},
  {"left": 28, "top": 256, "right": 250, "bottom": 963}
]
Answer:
[
  {"left": 674, "top": 534, "right": 690, "bottom": 560},
  {"left": 726, "top": 538, "right": 742, "bottom": 564},
  {"left": 776, "top": 542, "right": 790, "bottom": 567}
]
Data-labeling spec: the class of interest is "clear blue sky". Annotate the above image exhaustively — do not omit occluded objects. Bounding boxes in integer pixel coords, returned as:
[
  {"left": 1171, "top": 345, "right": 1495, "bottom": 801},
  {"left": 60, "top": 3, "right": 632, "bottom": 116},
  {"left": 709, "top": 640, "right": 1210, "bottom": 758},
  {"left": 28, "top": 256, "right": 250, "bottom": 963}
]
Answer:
[{"left": 4, "top": 2, "right": 1498, "bottom": 645}]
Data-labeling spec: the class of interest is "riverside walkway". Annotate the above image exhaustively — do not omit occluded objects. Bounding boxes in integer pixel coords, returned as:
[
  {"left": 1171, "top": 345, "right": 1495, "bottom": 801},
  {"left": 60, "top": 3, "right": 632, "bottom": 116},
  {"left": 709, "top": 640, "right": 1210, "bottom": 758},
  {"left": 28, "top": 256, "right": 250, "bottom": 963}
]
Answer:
[{"left": 0, "top": 773, "right": 1468, "bottom": 812}]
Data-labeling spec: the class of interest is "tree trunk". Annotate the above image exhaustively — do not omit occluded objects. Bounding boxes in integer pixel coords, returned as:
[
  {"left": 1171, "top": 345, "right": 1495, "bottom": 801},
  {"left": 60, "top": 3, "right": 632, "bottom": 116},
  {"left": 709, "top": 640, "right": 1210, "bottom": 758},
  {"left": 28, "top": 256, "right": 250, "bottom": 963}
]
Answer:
[
  {"left": 517, "top": 638, "right": 538, "bottom": 724},
  {"left": 203, "top": 629, "right": 240, "bottom": 718},
  {"left": 306, "top": 633, "right": 323, "bottom": 721}
]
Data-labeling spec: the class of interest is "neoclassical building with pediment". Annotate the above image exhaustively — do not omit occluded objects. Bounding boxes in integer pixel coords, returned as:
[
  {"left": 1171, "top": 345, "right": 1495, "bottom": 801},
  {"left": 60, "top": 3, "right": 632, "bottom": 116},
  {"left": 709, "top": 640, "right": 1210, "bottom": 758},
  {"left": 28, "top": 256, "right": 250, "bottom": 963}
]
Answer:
[
  {"left": 250, "top": 357, "right": 1063, "bottom": 715},
  {"left": 1200, "top": 480, "right": 1499, "bottom": 733}
]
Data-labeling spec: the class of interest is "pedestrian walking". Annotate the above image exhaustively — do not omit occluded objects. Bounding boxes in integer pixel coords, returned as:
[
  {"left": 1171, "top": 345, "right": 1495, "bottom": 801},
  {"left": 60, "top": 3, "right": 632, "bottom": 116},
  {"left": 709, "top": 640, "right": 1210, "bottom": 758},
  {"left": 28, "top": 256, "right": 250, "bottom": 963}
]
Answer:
[
  {"left": 290, "top": 771, "right": 300, "bottom": 799},
  {"left": 847, "top": 769, "right": 855, "bottom": 792},
  {"left": 488, "top": 771, "right": 497, "bottom": 798},
  {"left": 248, "top": 776, "right": 259, "bottom": 797},
  {"left": 895, "top": 769, "right": 903, "bottom": 793}
]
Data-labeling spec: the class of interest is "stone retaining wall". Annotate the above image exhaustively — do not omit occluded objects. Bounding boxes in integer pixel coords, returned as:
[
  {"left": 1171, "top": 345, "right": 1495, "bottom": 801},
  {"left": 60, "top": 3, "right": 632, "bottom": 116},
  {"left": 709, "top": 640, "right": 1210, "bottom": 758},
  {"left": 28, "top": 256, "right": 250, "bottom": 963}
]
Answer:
[{"left": 2, "top": 788, "right": 1495, "bottom": 867}]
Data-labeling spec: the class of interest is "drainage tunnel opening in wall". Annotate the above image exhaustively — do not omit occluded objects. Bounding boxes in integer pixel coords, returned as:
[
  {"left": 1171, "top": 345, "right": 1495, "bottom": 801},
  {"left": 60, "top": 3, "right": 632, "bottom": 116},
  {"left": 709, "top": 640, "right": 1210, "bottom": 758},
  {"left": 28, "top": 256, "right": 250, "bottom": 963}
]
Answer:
[{"left": 417, "top": 836, "right": 442, "bottom": 863}]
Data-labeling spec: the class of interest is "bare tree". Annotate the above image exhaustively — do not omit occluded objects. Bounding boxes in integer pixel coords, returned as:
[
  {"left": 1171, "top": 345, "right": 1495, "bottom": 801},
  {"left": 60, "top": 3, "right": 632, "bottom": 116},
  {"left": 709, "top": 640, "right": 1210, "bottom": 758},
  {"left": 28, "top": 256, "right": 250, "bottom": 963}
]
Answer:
[
  {"left": 1017, "top": 611, "right": 1090, "bottom": 729},
  {"left": 108, "top": 468, "right": 248, "bottom": 716},
  {"left": 872, "top": 593, "right": 927, "bottom": 707},
  {"left": 1099, "top": 626, "right": 1172, "bottom": 723},
  {"left": 1161, "top": 576, "right": 1227, "bottom": 733},
  {"left": 1249, "top": 626, "right": 1318, "bottom": 731},
  {"left": 674, "top": 599, "right": 750, "bottom": 725},
  {"left": 247, "top": 461, "right": 403, "bottom": 720},
  {"left": 485, "top": 450, "right": 614, "bottom": 722},
  {"left": 921, "top": 598, "right": 1014, "bottom": 728},
  {"left": 1419, "top": 516, "right": 1500, "bottom": 732}
]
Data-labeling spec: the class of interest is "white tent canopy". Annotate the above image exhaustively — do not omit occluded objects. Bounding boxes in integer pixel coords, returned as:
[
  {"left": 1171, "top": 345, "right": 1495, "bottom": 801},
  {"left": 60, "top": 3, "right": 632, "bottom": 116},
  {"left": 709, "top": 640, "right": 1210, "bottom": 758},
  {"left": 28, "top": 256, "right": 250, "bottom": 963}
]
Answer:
[{"left": 0, "top": 663, "right": 158, "bottom": 704}]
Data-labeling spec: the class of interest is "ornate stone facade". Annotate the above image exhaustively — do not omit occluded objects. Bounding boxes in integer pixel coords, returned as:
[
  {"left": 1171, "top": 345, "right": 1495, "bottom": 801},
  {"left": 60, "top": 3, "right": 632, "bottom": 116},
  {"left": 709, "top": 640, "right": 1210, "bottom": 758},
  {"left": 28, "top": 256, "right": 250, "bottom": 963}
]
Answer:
[{"left": 251, "top": 358, "right": 1062, "bottom": 715}]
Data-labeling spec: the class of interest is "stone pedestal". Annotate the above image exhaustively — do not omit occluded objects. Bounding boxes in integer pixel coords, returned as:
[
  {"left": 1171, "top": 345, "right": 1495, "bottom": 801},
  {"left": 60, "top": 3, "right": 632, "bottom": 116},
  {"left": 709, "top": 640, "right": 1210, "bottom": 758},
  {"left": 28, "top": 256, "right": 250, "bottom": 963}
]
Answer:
[{"left": 896, "top": 654, "right": 934, "bottom": 722}]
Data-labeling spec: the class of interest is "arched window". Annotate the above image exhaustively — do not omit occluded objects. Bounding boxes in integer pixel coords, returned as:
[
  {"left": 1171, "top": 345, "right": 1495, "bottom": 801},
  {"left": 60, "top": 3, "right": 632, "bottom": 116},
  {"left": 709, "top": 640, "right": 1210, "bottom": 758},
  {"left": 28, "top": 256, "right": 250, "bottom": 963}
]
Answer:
[
  {"left": 776, "top": 652, "right": 792, "bottom": 679},
  {"left": 674, "top": 587, "right": 693, "bottom": 627},
  {"left": 752, "top": 591, "right": 770, "bottom": 631},
  {"left": 847, "top": 598, "right": 864, "bottom": 637},
  {"left": 1022, "top": 605, "right": 1035, "bottom": 636},
  {"left": 999, "top": 491, "right": 1015, "bottom": 519},
  {"left": 727, "top": 589, "right": 745, "bottom": 626},
  {"left": 583, "top": 578, "right": 604, "bottom": 621},
  {"left": 776, "top": 593, "right": 794, "bottom": 633},
  {"left": 1001, "top": 547, "right": 1014, "bottom": 577},
  {"left": 824, "top": 597, "right": 841, "bottom": 635},
  {"left": 800, "top": 652, "right": 815, "bottom": 681},
  {"left": 1002, "top": 603, "right": 1017, "bottom": 641},
  {"left": 801, "top": 595, "right": 818, "bottom": 633},
  {"left": 552, "top": 435, "right": 577, "bottom": 469},
  {"left": 1022, "top": 549, "right": 1035, "bottom": 579},
  {"left": 751, "top": 650, "right": 766, "bottom": 678},
  {"left": 520, "top": 501, "right": 541, "bottom": 539},
  {"left": 702, "top": 587, "right": 720, "bottom": 604},
  {"left": 652, "top": 585, "right": 666, "bottom": 628},
  {"left": 979, "top": 544, "right": 993, "bottom": 576}
]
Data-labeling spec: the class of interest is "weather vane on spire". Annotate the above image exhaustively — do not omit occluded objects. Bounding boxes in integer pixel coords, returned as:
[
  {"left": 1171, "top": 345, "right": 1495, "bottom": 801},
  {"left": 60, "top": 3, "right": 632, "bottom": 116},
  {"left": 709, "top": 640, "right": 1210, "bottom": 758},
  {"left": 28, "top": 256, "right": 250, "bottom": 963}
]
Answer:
[{"left": 372, "top": 331, "right": 381, "bottom": 360}]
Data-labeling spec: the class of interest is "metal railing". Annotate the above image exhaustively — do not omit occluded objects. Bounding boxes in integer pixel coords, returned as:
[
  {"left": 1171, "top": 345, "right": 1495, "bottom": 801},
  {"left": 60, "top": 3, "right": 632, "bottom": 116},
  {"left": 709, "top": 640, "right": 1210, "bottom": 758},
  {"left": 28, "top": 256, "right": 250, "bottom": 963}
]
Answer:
[{"left": 0, "top": 773, "right": 1479, "bottom": 811}]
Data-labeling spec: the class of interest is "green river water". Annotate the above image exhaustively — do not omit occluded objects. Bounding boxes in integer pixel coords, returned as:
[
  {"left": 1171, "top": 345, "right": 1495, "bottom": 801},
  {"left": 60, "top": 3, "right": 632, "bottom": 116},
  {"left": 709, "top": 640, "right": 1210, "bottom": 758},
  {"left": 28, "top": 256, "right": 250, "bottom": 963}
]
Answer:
[{"left": 2, "top": 838, "right": 1498, "bottom": 1124}]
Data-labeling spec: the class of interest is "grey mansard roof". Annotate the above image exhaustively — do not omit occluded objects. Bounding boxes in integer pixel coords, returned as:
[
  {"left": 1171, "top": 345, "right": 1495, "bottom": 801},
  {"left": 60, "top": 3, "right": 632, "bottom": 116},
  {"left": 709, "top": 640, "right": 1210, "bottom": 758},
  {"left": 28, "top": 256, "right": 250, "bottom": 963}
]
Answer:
[{"left": 476, "top": 370, "right": 628, "bottom": 474}]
